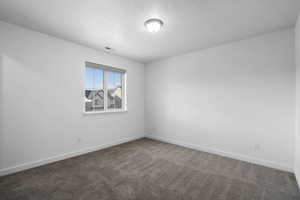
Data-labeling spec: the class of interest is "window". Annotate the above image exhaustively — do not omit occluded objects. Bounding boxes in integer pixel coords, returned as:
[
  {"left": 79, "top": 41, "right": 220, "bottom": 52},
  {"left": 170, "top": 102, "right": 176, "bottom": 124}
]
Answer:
[{"left": 84, "top": 62, "right": 126, "bottom": 113}]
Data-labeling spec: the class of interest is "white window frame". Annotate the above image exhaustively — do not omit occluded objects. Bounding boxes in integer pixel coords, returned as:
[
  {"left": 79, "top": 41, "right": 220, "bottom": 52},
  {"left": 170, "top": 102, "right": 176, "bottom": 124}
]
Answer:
[{"left": 83, "top": 62, "right": 127, "bottom": 114}]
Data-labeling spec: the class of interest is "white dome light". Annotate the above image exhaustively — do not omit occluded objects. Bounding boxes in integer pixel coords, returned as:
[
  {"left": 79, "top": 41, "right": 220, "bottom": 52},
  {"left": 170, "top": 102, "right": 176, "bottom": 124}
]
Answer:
[{"left": 145, "top": 18, "right": 163, "bottom": 33}]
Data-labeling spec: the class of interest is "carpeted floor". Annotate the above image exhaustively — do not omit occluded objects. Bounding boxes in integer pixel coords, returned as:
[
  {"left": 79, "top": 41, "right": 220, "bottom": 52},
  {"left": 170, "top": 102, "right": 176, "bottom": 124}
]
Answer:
[{"left": 0, "top": 138, "right": 299, "bottom": 200}]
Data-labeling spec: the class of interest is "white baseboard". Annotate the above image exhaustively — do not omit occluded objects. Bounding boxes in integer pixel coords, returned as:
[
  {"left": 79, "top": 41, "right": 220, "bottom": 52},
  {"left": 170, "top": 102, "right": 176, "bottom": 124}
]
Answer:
[
  {"left": 0, "top": 135, "right": 145, "bottom": 176},
  {"left": 1, "top": 134, "right": 293, "bottom": 176},
  {"left": 146, "top": 135, "right": 293, "bottom": 173}
]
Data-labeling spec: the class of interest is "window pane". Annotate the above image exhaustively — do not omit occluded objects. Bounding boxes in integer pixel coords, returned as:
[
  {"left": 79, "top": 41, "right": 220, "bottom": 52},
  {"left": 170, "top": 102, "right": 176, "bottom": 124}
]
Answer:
[
  {"left": 107, "top": 71, "right": 122, "bottom": 109},
  {"left": 85, "top": 89, "right": 104, "bottom": 111},
  {"left": 94, "top": 68, "right": 103, "bottom": 89},
  {"left": 85, "top": 67, "right": 103, "bottom": 89},
  {"left": 85, "top": 67, "right": 94, "bottom": 89}
]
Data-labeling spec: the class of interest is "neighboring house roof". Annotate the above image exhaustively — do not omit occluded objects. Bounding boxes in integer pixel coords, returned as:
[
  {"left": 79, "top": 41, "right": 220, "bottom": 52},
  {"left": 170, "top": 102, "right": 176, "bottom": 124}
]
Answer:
[
  {"left": 85, "top": 90, "right": 104, "bottom": 102},
  {"left": 108, "top": 87, "right": 122, "bottom": 99},
  {"left": 85, "top": 87, "right": 121, "bottom": 102}
]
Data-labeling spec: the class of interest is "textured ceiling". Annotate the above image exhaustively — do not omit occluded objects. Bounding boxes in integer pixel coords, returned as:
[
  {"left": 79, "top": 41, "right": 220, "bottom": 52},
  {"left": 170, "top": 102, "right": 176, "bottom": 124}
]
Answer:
[{"left": 0, "top": 0, "right": 300, "bottom": 63}]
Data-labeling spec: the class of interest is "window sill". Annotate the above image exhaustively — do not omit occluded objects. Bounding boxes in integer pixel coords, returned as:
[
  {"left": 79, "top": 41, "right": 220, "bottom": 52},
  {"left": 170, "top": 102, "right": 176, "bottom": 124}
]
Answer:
[{"left": 83, "top": 109, "right": 127, "bottom": 115}]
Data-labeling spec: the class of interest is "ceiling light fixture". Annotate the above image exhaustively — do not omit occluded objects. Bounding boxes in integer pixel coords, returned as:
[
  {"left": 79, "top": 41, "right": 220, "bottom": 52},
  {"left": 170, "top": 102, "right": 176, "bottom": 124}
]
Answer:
[{"left": 144, "top": 18, "right": 164, "bottom": 33}]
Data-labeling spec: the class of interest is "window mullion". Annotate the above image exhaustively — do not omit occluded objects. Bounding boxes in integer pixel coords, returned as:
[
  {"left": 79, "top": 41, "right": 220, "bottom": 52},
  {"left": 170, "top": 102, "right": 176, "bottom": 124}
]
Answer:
[
  {"left": 104, "top": 70, "right": 108, "bottom": 111},
  {"left": 92, "top": 69, "right": 96, "bottom": 110}
]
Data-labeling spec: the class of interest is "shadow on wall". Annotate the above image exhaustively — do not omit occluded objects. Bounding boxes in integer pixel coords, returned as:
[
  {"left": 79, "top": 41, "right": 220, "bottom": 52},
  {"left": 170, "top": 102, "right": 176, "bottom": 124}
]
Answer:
[{"left": 0, "top": 53, "right": 56, "bottom": 170}]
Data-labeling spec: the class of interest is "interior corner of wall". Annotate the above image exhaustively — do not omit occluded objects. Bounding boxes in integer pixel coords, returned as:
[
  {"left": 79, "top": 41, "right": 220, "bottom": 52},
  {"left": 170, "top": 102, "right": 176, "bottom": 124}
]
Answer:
[
  {"left": 0, "top": 53, "right": 3, "bottom": 170},
  {"left": 295, "top": 169, "right": 300, "bottom": 188}
]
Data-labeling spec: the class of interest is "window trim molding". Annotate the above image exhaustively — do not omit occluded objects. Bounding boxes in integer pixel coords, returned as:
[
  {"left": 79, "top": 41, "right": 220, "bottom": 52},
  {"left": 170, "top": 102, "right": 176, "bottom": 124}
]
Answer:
[
  {"left": 83, "top": 109, "right": 128, "bottom": 115},
  {"left": 85, "top": 61, "right": 126, "bottom": 73},
  {"left": 83, "top": 61, "right": 127, "bottom": 114}
]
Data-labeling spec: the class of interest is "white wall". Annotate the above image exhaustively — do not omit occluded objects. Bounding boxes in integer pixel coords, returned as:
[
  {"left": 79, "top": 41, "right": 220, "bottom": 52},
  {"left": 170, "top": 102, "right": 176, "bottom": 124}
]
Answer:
[
  {"left": 0, "top": 21, "right": 145, "bottom": 175},
  {"left": 145, "top": 29, "right": 295, "bottom": 171},
  {"left": 295, "top": 14, "right": 300, "bottom": 185}
]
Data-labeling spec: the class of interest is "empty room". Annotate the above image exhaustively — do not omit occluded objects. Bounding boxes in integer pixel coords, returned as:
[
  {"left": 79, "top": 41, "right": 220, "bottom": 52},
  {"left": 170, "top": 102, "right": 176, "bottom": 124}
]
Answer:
[{"left": 1, "top": 0, "right": 300, "bottom": 199}]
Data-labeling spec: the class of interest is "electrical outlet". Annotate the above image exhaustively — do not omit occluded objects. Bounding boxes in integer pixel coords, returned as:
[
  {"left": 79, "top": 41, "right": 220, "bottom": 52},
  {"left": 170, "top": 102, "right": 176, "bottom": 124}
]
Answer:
[
  {"left": 77, "top": 138, "right": 82, "bottom": 144},
  {"left": 254, "top": 144, "right": 260, "bottom": 152}
]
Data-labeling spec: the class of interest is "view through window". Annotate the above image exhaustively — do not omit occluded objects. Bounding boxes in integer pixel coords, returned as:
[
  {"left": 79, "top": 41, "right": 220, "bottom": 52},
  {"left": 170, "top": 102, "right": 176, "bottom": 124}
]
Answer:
[{"left": 84, "top": 62, "right": 126, "bottom": 113}]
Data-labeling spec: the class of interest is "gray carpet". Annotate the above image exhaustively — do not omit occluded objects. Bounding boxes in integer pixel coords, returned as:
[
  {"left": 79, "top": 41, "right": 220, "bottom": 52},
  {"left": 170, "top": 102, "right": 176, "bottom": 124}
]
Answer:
[{"left": 0, "top": 138, "right": 299, "bottom": 200}]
